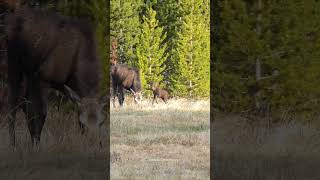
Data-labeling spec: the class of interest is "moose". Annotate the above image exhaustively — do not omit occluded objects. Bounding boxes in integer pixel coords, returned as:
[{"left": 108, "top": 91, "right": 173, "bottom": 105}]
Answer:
[
  {"left": 111, "top": 64, "right": 142, "bottom": 107},
  {"left": 151, "top": 82, "right": 169, "bottom": 105},
  {"left": 0, "top": 37, "right": 8, "bottom": 112},
  {"left": 0, "top": 85, "right": 7, "bottom": 111},
  {"left": 1, "top": 0, "right": 107, "bottom": 147}
]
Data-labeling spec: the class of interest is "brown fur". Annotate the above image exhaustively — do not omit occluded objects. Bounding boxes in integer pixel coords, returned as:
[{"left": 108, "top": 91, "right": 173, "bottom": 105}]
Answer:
[
  {"left": 0, "top": 38, "right": 8, "bottom": 80},
  {"left": 4, "top": 4, "right": 105, "bottom": 147},
  {"left": 0, "top": 86, "right": 7, "bottom": 111},
  {"left": 111, "top": 64, "right": 141, "bottom": 106},
  {"left": 152, "top": 83, "right": 169, "bottom": 104}
]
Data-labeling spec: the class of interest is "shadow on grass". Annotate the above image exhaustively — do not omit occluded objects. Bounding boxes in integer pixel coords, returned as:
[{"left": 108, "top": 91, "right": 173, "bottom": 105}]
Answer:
[
  {"left": 0, "top": 107, "right": 108, "bottom": 180},
  {"left": 212, "top": 113, "right": 320, "bottom": 180},
  {"left": 213, "top": 150, "right": 320, "bottom": 180},
  {"left": 0, "top": 151, "right": 107, "bottom": 180}
]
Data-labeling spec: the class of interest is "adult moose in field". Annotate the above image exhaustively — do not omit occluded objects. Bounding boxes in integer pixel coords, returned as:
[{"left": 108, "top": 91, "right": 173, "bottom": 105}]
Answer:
[
  {"left": 111, "top": 64, "right": 142, "bottom": 107},
  {"left": 2, "top": 0, "right": 107, "bottom": 147},
  {"left": 151, "top": 82, "right": 169, "bottom": 105}
]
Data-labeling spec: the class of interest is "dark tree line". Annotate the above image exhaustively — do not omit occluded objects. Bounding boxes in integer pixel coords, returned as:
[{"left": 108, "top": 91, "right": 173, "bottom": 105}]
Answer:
[{"left": 213, "top": 0, "right": 320, "bottom": 121}]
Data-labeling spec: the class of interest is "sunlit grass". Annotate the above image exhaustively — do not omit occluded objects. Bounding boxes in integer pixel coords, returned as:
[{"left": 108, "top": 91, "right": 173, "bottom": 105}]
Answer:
[{"left": 111, "top": 97, "right": 210, "bottom": 179}]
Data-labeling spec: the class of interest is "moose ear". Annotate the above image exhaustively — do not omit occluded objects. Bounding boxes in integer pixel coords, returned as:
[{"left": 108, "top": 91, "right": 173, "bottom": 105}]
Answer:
[{"left": 64, "top": 85, "right": 81, "bottom": 106}]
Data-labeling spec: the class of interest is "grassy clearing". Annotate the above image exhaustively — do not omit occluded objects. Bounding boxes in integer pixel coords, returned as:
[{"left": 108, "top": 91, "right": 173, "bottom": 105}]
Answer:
[
  {"left": 213, "top": 113, "right": 320, "bottom": 180},
  {"left": 0, "top": 107, "right": 108, "bottom": 180},
  {"left": 0, "top": 97, "right": 209, "bottom": 180},
  {"left": 111, "top": 97, "right": 210, "bottom": 179}
]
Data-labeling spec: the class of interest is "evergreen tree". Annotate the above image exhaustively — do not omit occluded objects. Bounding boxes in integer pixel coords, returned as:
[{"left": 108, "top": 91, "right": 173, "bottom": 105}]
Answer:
[
  {"left": 172, "top": 0, "right": 210, "bottom": 98},
  {"left": 214, "top": 0, "right": 320, "bottom": 118},
  {"left": 110, "top": 0, "right": 142, "bottom": 65},
  {"left": 136, "top": 5, "right": 167, "bottom": 94},
  {"left": 153, "top": 0, "right": 183, "bottom": 85}
]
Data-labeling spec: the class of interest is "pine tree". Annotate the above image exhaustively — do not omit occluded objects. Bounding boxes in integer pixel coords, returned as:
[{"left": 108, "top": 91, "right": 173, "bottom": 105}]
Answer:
[
  {"left": 136, "top": 5, "right": 167, "bottom": 95},
  {"left": 111, "top": 0, "right": 142, "bottom": 65},
  {"left": 214, "top": 0, "right": 320, "bottom": 117},
  {"left": 270, "top": 0, "right": 320, "bottom": 115},
  {"left": 172, "top": 0, "right": 210, "bottom": 98},
  {"left": 153, "top": 0, "right": 183, "bottom": 86},
  {"left": 213, "top": 0, "right": 276, "bottom": 111}
]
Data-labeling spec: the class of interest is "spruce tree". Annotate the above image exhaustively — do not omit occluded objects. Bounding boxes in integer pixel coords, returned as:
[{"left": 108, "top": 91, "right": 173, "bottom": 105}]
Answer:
[
  {"left": 172, "top": 0, "right": 210, "bottom": 98},
  {"left": 111, "top": 0, "right": 142, "bottom": 65},
  {"left": 136, "top": 5, "right": 167, "bottom": 95},
  {"left": 214, "top": 0, "right": 320, "bottom": 117},
  {"left": 153, "top": 0, "right": 183, "bottom": 86}
]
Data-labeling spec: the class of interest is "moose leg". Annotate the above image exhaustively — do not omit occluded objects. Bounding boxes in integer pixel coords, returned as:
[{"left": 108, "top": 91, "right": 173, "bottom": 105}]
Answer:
[
  {"left": 111, "top": 78, "right": 117, "bottom": 107},
  {"left": 7, "top": 86, "right": 20, "bottom": 147},
  {"left": 152, "top": 94, "right": 156, "bottom": 105},
  {"left": 112, "top": 86, "right": 117, "bottom": 107},
  {"left": 7, "top": 59, "right": 23, "bottom": 147},
  {"left": 117, "top": 86, "right": 125, "bottom": 106},
  {"left": 58, "top": 94, "right": 63, "bottom": 111},
  {"left": 25, "top": 79, "right": 47, "bottom": 146}
]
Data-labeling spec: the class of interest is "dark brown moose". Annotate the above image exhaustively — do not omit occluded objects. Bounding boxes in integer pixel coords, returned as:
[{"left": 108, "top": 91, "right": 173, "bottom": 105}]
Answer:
[
  {"left": 151, "top": 82, "right": 169, "bottom": 105},
  {"left": 111, "top": 64, "right": 142, "bottom": 107},
  {"left": 0, "top": 37, "right": 8, "bottom": 112},
  {"left": 2, "top": 1, "right": 107, "bottom": 147},
  {"left": 0, "top": 86, "right": 7, "bottom": 111}
]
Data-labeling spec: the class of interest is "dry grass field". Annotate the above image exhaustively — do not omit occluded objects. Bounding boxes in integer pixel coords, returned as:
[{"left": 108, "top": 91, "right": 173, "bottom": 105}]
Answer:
[
  {"left": 0, "top": 97, "right": 209, "bottom": 180},
  {"left": 111, "top": 97, "right": 210, "bottom": 179},
  {"left": 213, "top": 113, "right": 320, "bottom": 180},
  {"left": 0, "top": 105, "right": 108, "bottom": 180}
]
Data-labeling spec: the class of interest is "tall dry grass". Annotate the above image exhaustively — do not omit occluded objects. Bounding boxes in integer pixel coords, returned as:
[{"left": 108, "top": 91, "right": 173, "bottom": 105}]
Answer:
[
  {"left": 111, "top": 97, "right": 210, "bottom": 179},
  {"left": 212, "top": 113, "right": 320, "bottom": 180},
  {"left": 0, "top": 97, "right": 210, "bottom": 180},
  {"left": 0, "top": 106, "right": 108, "bottom": 180}
]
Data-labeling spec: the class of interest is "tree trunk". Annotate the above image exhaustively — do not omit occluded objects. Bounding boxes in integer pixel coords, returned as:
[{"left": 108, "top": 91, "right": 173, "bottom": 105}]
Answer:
[{"left": 254, "top": 0, "right": 262, "bottom": 112}]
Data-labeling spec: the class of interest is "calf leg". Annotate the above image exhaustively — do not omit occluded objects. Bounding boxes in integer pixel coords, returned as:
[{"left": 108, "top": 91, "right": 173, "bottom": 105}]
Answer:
[
  {"left": 162, "top": 97, "right": 168, "bottom": 104},
  {"left": 152, "top": 94, "right": 156, "bottom": 105}
]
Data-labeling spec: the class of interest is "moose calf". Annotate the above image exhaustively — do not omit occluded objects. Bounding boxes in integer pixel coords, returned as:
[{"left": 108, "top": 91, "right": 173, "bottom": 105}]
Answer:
[{"left": 151, "top": 83, "right": 169, "bottom": 105}]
